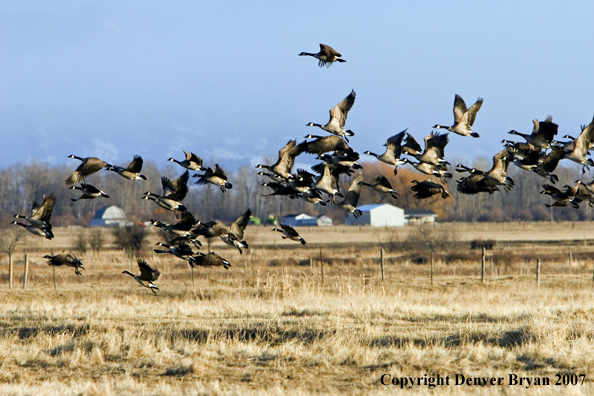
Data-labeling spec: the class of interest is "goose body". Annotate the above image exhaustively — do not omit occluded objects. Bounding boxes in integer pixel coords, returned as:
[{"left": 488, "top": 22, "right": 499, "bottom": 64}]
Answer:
[
  {"left": 123, "top": 259, "right": 160, "bottom": 294},
  {"left": 434, "top": 94, "right": 483, "bottom": 137},
  {"left": 143, "top": 171, "right": 189, "bottom": 211},
  {"left": 363, "top": 130, "right": 408, "bottom": 174},
  {"left": 44, "top": 253, "right": 85, "bottom": 276},
  {"left": 360, "top": 175, "right": 399, "bottom": 199},
  {"left": 304, "top": 134, "right": 350, "bottom": 154},
  {"left": 168, "top": 151, "right": 203, "bottom": 171},
  {"left": 508, "top": 116, "right": 558, "bottom": 149},
  {"left": 540, "top": 184, "right": 581, "bottom": 209},
  {"left": 14, "top": 193, "right": 55, "bottom": 230},
  {"left": 256, "top": 140, "right": 305, "bottom": 180},
  {"left": 299, "top": 44, "right": 346, "bottom": 67},
  {"left": 190, "top": 252, "right": 232, "bottom": 269},
  {"left": 272, "top": 224, "right": 306, "bottom": 245},
  {"left": 65, "top": 155, "right": 111, "bottom": 185},
  {"left": 195, "top": 209, "right": 251, "bottom": 254},
  {"left": 337, "top": 174, "right": 364, "bottom": 218},
  {"left": 411, "top": 179, "right": 450, "bottom": 200},
  {"left": 70, "top": 183, "right": 110, "bottom": 201},
  {"left": 307, "top": 90, "right": 356, "bottom": 142},
  {"left": 107, "top": 155, "right": 147, "bottom": 180},
  {"left": 194, "top": 164, "right": 233, "bottom": 192}
]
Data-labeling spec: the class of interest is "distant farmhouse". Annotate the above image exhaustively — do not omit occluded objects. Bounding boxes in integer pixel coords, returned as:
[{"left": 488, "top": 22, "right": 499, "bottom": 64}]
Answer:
[
  {"left": 282, "top": 213, "right": 333, "bottom": 227},
  {"left": 90, "top": 205, "right": 133, "bottom": 227},
  {"left": 345, "top": 203, "right": 436, "bottom": 227}
]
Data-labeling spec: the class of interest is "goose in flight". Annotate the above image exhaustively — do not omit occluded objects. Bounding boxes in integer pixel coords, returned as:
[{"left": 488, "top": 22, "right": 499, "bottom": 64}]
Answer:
[
  {"left": 142, "top": 171, "right": 189, "bottom": 211},
  {"left": 307, "top": 90, "right": 356, "bottom": 142},
  {"left": 65, "top": 155, "right": 111, "bottom": 185},
  {"left": 434, "top": 94, "right": 483, "bottom": 137},
  {"left": 107, "top": 155, "right": 147, "bottom": 180},
  {"left": 299, "top": 44, "right": 346, "bottom": 67},
  {"left": 122, "top": 259, "right": 161, "bottom": 294}
]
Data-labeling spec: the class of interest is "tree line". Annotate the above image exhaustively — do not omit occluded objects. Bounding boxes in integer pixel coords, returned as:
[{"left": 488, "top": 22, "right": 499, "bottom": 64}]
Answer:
[{"left": 0, "top": 157, "right": 591, "bottom": 228}]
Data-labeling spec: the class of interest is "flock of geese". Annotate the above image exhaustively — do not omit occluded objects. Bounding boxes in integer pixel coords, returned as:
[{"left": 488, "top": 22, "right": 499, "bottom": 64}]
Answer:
[{"left": 9, "top": 43, "right": 594, "bottom": 293}]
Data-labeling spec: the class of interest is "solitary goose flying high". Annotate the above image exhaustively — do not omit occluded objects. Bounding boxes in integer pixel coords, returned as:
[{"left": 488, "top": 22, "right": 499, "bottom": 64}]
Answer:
[{"left": 299, "top": 44, "right": 346, "bottom": 67}]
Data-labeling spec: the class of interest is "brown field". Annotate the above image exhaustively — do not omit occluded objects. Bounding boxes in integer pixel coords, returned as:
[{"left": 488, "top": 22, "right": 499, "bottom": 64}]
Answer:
[{"left": 1, "top": 222, "right": 594, "bottom": 395}]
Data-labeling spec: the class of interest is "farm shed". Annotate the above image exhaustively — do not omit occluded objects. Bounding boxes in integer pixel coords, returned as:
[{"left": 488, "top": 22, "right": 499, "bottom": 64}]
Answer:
[
  {"left": 404, "top": 209, "right": 438, "bottom": 224},
  {"left": 89, "top": 205, "right": 133, "bottom": 227},
  {"left": 282, "top": 213, "right": 333, "bottom": 227},
  {"left": 345, "top": 203, "right": 405, "bottom": 227}
]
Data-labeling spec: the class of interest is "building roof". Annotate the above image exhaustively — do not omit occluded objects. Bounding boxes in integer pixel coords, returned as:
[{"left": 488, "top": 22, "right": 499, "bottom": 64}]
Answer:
[
  {"left": 283, "top": 213, "right": 314, "bottom": 220},
  {"left": 92, "top": 205, "right": 127, "bottom": 220},
  {"left": 357, "top": 203, "right": 401, "bottom": 211},
  {"left": 404, "top": 209, "right": 437, "bottom": 217}
]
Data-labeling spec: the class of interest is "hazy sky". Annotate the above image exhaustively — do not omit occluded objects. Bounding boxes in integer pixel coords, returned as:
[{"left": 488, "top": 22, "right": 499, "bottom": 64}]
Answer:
[{"left": 1, "top": 1, "right": 593, "bottom": 171}]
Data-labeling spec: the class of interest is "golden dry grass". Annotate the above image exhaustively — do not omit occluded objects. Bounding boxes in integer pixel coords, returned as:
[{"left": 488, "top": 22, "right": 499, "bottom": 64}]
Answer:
[{"left": 1, "top": 223, "right": 594, "bottom": 395}]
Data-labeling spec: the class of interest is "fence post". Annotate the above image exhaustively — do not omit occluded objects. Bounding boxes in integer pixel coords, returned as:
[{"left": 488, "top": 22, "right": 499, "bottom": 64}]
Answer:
[
  {"left": 319, "top": 248, "right": 324, "bottom": 287},
  {"left": 481, "top": 247, "right": 485, "bottom": 283},
  {"left": 380, "top": 249, "right": 385, "bottom": 282},
  {"left": 23, "top": 252, "right": 28, "bottom": 289},
  {"left": 251, "top": 249, "right": 255, "bottom": 285},
  {"left": 536, "top": 259, "right": 541, "bottom": 287},
  {"left": 8, "top": 251, "right": 13, "bottom": 289},
  {"left": 430, "top": 250, "right": 434, "bottom": 286}
]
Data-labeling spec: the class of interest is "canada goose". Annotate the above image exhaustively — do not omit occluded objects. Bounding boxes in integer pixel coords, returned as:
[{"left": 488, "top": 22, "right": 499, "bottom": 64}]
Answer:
[
  {"left": 287, "top": 169, "right": 317, "bottom": 193},
  {"left": 194, "top": 164, "right": 233, "bottom": 192},
  {"left": 531, "top": 144, "right": 564, "bottom": 183},
  {"left": 194, "top": 209, "right": 251, "bottom": 254},
  {"left": 455, "top": 165, "right": 499, "bottom": 195},
  {"left": 559, "top": 116, "right": 594, "bottom": 172},
  {"left": 564, "top": 180, "right": 594, "bottom": 207},
  {"left": 306, "top": 90, "right": 356, "bottom": 142},
  {"left": 360, "top": 175, "right": 399, "bottom": 199},
  {"left": 168, "top": 151, "right": 204, "bottom": 171},
  {"left": 301, "top": 188, "right": 328, "bottom": 206},
  {"left": 508, "top": 116, "right": 558, "bottom": 149},
  {"left": 408, "top": 160, "right": 452, "bottom": 183},
  {"left": 456, "top": 150, "right": 515, "bottom": 194},
  {"left": 502, "top": 140, "right": 543, "bottom": 172},
  {"left": 261, "top": 181, "right": 301, "bottom": 199},
  {"left": 44, "top": 253, "right": 85, "bottom": 276},
  {"left": 154, "top": 241, "right": 196, "bottom": 263},
  {"left": 337, "top": 174, "right": 364, "bottom": 218},
  {"left": 363, "top": 130, "right": 408, "bottom": 174},
  {"left": 122, "top": 259, "right": 160, "bottom": 294},
  {"left": 12, "top": 221, "right": 54, "bottom": 239},
  {"left": 317, "top": 148, "right": 362, "bottom": 170},
  {"left": 411, "top": 179, "right": 450, "bottom": 199},
  {"left": 304, "top": 134, "right": 350, "bottom": 154},
  {"left": 402, "top": 132, "right": 450, "bottom": 166},
  {"left": 190, "top": 252, "right": 231, "bottom": 269},
  {"left": 540, "top": 184, "right": 581, "bottom": 209},
  {"left": 433, "top": 94, "right": 483, "bottom": 137},
  {"left": 65, "top": 155, "right": 111, "bottom": 185},
  {"left": 150, "top": 210, "right": 197, "bottom": 240},
  {"left": 255, "top": 140, "right": 306, "bottom": 180},
  {"left": 107, "top": 155, "right": 147, "bottom": 180},
  {"left": 70, "top": 183, "right": 110, "bottom": 201},
  {"left": 299, "top": 44, "right": 346, "bottom": 67},
  {"left": 313, "top": 162, "right": 343, "bottom": 203},
  {"left": 142, "top": 171, "right": 189, "bottom": 211},
  {"left": 14, "top": 193, "right": 55, "bottom": 231},
  {"left": 272, "top": 224, "right": 306, "bottom": 245}
]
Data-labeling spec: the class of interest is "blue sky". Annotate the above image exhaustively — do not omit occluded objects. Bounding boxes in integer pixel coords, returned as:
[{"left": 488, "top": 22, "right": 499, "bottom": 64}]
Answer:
[{"left": 1, "top": 1, "right": 593, "bottom": 171}]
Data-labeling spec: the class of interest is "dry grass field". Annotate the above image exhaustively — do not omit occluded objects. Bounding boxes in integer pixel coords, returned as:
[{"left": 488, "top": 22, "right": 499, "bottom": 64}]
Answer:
[{"left": 1, "top": 222, "right": 594, "bottom": 395}]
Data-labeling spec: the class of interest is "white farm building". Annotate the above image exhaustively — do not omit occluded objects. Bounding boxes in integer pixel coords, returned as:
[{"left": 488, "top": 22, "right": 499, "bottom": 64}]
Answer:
[
  {"left": 89, "top": 205, "right": 133, "bottom": 227},
  {"left": 345, "top": 203, "right": 406, "bottom": 227}
]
